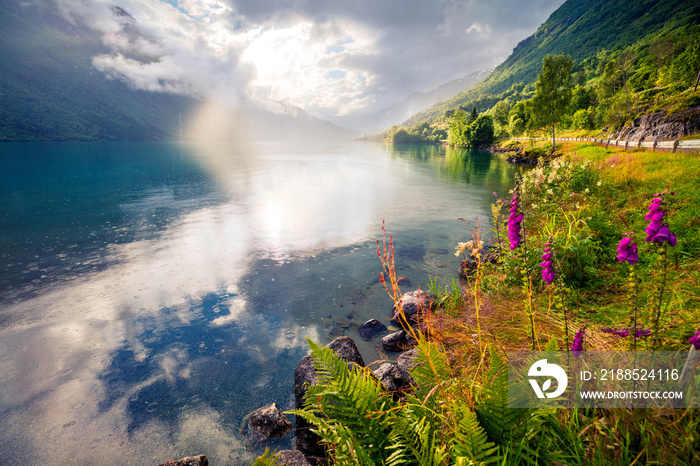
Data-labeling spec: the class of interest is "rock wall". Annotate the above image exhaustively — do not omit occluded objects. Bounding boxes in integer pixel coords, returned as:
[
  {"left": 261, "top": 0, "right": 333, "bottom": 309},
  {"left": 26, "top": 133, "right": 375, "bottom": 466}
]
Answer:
[{"left": 618, "top": 105, "right": 700, "bottom": 142}]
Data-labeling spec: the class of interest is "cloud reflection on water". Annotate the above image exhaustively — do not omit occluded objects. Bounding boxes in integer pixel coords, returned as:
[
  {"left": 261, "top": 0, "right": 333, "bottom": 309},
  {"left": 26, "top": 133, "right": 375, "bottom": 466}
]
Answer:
[{"left": 0, "top": 141, "right": 516, "bottom": 464}]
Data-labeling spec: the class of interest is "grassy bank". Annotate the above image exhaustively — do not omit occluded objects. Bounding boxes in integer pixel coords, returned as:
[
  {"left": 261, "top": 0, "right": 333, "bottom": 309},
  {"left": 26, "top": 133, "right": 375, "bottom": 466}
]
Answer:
[{"left": 259, "top": 141, "right": 700, "bottom": 465}]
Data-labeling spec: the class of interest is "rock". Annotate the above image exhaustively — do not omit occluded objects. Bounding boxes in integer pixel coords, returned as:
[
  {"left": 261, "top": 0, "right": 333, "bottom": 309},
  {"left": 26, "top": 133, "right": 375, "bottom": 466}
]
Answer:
[
  {"left": 396, "top": 348, "right": 420, "bottom": 387},
  {"left": 294, "top": 337, "right": 365, "bottom": 459},
  {"left": 459, "top": 245, "right": 500, "bottom": 279},
  {"left": 159, "top": 455, "right": 208, "bottom": 466},
  {"left": 391, "top": 290, "right": 433, "bottom": 330},
  {"left": 506, "top": 154, "right": 538, "bottom": 166},
  {"left": 328, "top": 326, "right": 344, "bottom": 336},
  {"left": 381, "top": 330, "right": 407, "bottom": 352},
  {"left": 335, "top": 317, "right": 350, "bottom": 328},
  {"left": 273, "top": 450, "right": 313, "bottom": 466},
  {"left": 373, "top": 362, "right": 412, "bottom": 392},
  {"left": 618, "top": 105, "right": 700, "bottom": 142},
  {"left": 247, "top": 402, "right": 292, "bottom": 439},
  {"left": 358, "top": 319, "right": 388, "bottom": 340}
]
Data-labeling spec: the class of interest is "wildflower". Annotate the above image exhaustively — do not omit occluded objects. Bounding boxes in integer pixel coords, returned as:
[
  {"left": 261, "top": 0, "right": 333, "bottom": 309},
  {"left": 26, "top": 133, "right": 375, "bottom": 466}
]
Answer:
[
  {"left": 540, "top": 243, "right": 555, "bottom": 284},
  {"left": 689, "top": 331, "right": 700, "bottom": 350},
  {"left": 602, "top": 327, "right": 650, "bottom": 338},
  {"left": 546, "top": 188, "right": 554, "bottom": 196},
  {"left": 571, "top": 328, "right": 585, "bottom": 358},
  {"left": 644, "top": 196, "right": 677, "bottom": 246},
  {"left": 507, "top": 192, "right": 522, "bottom": 250},
  {"left": 455, "top": 242, "right": 469, "bottom": 257},
  {"left": 596, "top": 180, "right": 602, "bottom": 187},
  {"left": 616, "top": 236, "right": 638, "bottom": 265},
  {"left": 584, "top": 188, "right": 590, "bottom": 194}
]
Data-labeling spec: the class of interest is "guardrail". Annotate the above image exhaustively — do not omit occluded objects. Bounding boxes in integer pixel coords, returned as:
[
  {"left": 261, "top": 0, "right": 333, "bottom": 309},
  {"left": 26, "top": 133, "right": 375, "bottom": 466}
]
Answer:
[{"left": 513, "top": 137, "right": 700, "bottom": 153}]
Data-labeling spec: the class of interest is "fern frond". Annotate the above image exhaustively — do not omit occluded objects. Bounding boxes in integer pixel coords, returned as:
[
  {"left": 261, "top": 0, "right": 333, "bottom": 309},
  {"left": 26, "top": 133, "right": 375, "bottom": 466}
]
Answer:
[
  {"left": 451, "top": 405, "right": 500, "bottom": 465},
  {"left": 290, "top": 409, "right": 377, "bottom": 465},
  {"left": 409, "top": 340, "right": 451, "bottom": 396},
  {"left": 475, "top": 346, "right": 527, "bottom": 443},
  {"left": 252, "top": 447, "right": 279, "bottom": 466},
  {"left": 297, "top": 339, "right": 397, "bottom": 460},
  {"left": 544, "top": 336, "right": 559, "bottom": 351}
]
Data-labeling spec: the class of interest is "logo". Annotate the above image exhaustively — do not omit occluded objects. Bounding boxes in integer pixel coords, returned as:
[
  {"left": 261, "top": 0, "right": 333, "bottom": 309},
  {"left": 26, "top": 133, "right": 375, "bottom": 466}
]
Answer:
[{"left": 528, "top": 359, "right": 567, "bottom": 399}]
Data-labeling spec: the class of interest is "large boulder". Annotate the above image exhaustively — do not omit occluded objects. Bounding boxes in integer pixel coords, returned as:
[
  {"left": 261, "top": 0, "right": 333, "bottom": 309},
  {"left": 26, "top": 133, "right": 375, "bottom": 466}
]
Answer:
[
  {"left": 294, "top": 337, "right": 365, "bottom": 461},
  {"left": 390, "top": 290, "right": 433, "bottom": 330}
]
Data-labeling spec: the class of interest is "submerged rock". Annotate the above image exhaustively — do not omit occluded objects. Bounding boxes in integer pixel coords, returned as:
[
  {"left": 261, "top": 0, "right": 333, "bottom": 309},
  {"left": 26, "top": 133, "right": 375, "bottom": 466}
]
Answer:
[
  {"left": 358, "top": 318, "right": 388, "bottom": 340},
  {"left": 294, "top": 337, "right": 365, "bottom": 460},
  {"left": 158, "top": 455, "right": 208, "bottom": 466}
]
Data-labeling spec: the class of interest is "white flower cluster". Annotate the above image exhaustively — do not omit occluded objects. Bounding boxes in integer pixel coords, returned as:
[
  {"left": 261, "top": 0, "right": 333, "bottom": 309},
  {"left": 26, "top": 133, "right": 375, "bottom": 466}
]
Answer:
[{"left": 454, "top": 240, "right": 484, "bottom": 258}]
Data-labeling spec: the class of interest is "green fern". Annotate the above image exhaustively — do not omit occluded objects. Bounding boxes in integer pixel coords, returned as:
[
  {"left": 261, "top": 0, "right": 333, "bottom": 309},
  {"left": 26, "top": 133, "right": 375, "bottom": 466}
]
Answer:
[
  {"left": 385, "top": 402, "right": 449, "bottom": 466},
  {"left": 408, "top": 341, "right": 452, "bottom": 397},
  {"left": 252, "top": 448, "right": 279, "bottom": 466},
  {"left": 544, "top": 336, "right": 559, "bottom": 351},
  {"left": 296, "top": 338, "right": 396, "bottom": 461},
  {"left": 475, "top": 346, "right": 527, "bottom": 443},
  {"left": 451, "top": 406, "right": 500, "bottom": 465},
  {"left": 290, "top": 409, "right": 378, "bottom": 465}
]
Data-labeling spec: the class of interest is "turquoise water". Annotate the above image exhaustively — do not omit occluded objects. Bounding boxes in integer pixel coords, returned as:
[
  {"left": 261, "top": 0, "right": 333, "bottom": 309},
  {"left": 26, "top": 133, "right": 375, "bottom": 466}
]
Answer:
[{"left": 0, "top": 140, "right": 516, "bottom": 464}]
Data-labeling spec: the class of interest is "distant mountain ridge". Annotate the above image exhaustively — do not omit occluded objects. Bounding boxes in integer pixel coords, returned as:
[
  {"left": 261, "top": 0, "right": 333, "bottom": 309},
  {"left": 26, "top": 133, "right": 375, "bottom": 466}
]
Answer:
[{"left": 338, "top": 69, "right": 492, "bottom": 133}]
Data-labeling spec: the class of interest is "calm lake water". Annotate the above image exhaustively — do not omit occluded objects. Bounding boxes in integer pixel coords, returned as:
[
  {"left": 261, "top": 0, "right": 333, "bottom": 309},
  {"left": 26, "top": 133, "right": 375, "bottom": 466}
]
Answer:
[{"left": 0, "top": 140, "right": 516, "bottom": 464}]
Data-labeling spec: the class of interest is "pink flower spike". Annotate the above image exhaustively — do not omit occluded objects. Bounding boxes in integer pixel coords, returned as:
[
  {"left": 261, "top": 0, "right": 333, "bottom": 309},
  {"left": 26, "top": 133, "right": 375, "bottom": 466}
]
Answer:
[{"left": 668, "top": 232, "right": 677, "bottom": 247}]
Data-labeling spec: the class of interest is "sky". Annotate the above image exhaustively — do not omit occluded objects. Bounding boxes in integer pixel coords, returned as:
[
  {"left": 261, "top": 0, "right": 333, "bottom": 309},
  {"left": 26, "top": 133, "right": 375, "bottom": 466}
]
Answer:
[{"left": 47, "top": 0, "right": 567, "bottom": 123}]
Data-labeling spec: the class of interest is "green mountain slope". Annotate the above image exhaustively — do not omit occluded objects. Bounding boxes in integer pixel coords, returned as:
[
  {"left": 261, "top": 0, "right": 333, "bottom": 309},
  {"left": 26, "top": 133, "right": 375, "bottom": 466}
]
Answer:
[
  {"left": 404, "top": 0, "right": 700, "bottom": 126},
  {"left": 0, "top": 7, "right": 196, "bottom": 141}
]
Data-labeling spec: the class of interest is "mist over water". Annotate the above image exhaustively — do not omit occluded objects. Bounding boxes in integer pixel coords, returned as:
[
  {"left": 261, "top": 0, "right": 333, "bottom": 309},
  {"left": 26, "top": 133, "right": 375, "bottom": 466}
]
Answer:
[{"left": 0, "top": 141, "right": 516, "bottom": 464}]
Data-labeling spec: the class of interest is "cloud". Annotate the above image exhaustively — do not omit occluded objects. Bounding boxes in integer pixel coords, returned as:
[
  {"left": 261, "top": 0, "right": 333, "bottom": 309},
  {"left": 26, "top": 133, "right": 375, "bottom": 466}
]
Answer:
[
  {"left": 465, "top": 22, "right": 492, "bottom": 38},
  {"left": 33, "top": 0, "right": 567, "bottom": 120}
]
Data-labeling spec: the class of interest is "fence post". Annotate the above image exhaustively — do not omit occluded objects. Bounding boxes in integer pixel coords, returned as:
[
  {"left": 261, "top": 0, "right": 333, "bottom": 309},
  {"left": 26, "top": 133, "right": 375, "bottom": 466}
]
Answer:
[{"left": 673, "top": 140, "right": 679, "bottom": 153}]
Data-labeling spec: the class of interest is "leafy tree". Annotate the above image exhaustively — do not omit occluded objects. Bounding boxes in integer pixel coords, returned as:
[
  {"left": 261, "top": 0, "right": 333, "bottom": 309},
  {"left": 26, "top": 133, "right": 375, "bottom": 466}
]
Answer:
[
  {"left": 447, "top": 111, "right": 494, "bottom": 148},
  {"left": 469, "top": 106, "right": 479, "bottom": 123},
  {"left": 530, "top": 54, "right": 574, "bottom": 151},
  {"left": 447, "top": 110, "right": 469, "bottom": 147},
  {"left": 570, "top": 85, "right": 594, "bottom": 113},
  {"left": 571, "top": 107, "right": 595, "bottom": 130},
  {"left": 490, "top": 100, "right": 511, "bottom": 134},
  {"left": 391, "top": 128, "right": 413, "bottom": 143}
]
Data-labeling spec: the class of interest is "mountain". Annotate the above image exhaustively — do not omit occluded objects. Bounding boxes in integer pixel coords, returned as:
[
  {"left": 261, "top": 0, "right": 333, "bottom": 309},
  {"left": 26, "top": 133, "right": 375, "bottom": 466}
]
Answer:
[
  {"left": 338, "top": 69, "right": 492, "bottom": 133},
  {"left": 403, "top": 0, "right": 700, "bottom": 126},
  {"left": 0, "top": 1, "right": 350, "bottom": 142},
  {"left": 0, "top": 3, "right": 198, "bottom": 141}
]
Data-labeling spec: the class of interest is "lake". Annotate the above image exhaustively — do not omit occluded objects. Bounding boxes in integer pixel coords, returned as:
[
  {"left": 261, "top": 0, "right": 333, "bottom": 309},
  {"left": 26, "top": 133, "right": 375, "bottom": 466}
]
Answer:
[{"left": 0, "top": 140, "right": 517, "bottom": 464}]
